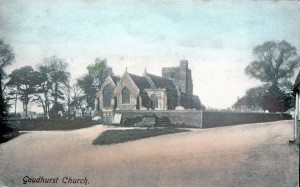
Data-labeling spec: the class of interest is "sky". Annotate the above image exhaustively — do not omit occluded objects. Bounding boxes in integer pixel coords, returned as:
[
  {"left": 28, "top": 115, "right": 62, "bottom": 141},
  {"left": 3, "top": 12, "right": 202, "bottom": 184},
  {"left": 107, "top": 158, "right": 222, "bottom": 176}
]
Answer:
[{"left": 1, "top": 0, "right": 300, "bottom": 111}]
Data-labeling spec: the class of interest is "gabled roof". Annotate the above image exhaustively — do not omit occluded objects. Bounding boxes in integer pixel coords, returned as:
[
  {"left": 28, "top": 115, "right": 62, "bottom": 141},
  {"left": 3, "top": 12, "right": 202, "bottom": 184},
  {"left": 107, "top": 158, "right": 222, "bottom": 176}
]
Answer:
[
  {"left": 145, "top": 73, "right": 177, "bottom": 90},
  {"left": 128, "top": 73, "right": 152, "bottom": 90},
  {"left": 110, "top": 75, "right": 121, "bottom": 85}
]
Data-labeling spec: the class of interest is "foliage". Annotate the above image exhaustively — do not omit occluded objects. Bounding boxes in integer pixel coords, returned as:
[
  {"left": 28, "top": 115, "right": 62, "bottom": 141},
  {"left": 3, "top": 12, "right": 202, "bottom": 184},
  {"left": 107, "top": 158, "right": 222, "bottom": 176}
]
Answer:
[
  {"left": 49, "top": 102, "right": 65, "bottom": 119},
  {"left": 77, "top": 74, "right": 96, "bottom": 108},
  {"left": 7, "top": 66, "right": 43, "bottom": 117},
  {"left": 62, "top": 80, "right": 72, "bottom": 118},
  {"left": 77, "top": 58, "right": 112, "bottom": 109},
  {"left": 18, "top": 118, "right": 99, "bottom": 131},
  {"left": 0, "top": 39, "right": 15, "bottom": 137},
  {"left": 36, "top": 56, "right": 70, "bottom": 117},
  {"left": 0, "top": 39, "right": 15, "bottom": 80},
  {"left": 245, "top": 40, "right": 300, "bottom": 112},
  {"left": 246, "top": 85, "right": 293, "bottom": 112},
  {"left": 69, "top": 84, "right": 85, "bottom": 109},
  {"left": 0, "top": 97, "right": 12, "bottom": 142},
  {"left": 42, "top": 56, "right": 70, "bottom": 102},
  {"left": 262, "top": 86, "right": 293, "bottom": 112},
  {"left": 87, "top": 58, "right": 111, "bottom": 89},
  {"left": 245, "top": 40, "right": 300, "bottom": 87}
]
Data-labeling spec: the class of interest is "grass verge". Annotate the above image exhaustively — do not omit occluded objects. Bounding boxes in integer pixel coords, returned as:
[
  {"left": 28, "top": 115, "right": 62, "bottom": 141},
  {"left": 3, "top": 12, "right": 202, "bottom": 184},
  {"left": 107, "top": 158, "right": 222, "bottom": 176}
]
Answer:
[
  {"left": 92, "top": 127, "right": 190, "bottom": 145},
  {"left": 17, "top": 119, "right": 100, "bottom": 131}
]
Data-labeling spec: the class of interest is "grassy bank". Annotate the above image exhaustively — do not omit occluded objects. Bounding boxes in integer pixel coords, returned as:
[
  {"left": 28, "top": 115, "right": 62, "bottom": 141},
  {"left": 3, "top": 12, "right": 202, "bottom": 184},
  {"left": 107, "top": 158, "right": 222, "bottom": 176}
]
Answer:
[
  {"left": 17, "top": 119, "right": 100, "bottom": 131},
  {"left": 1, "top": 119, "right": 100, "bottom": 144},
  {"left": 92, "top": 128, "right": 190, "bottom": 145}
]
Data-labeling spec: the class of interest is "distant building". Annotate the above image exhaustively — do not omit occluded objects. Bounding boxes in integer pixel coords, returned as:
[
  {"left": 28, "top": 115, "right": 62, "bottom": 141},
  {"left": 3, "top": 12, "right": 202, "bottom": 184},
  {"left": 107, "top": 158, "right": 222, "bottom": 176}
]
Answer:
[
  {"left": 232, "top": 96, "right": 262, "bottom": 112},
  {"left": 95, "top": 60, "right": 203, "bottom": 111},
  {"left": 232, "top": 96, "right": 254, "bottom": 111}
]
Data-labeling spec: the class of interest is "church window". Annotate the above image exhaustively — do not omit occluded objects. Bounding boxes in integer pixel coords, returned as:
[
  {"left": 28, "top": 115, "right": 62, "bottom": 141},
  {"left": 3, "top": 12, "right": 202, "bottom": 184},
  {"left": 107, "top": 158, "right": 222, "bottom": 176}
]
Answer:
[
  {"left": 150, "top": 94, "right": 158, "bottom": 110},
  {"left": 122, "top": 87, "right": 130, "bottom": 103},
  {"left": 170, "top": 72, "right": 175, "bottom": 78},
  {"left": 103, "top": 84, "right": 113, "bottom": 108}
]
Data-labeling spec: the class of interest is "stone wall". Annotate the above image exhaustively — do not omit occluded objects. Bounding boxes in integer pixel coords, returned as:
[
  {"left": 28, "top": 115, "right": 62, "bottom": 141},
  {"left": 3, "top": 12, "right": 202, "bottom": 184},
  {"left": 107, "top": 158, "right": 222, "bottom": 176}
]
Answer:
[
  {"left": 107, "top": 110, "right": 292, "bottom": 128},
  {"left": 118, "top": 110, "right": 203, "bottom": 127},
  {"left": 202, "top": 111, "right": 292, "bottom": 128}
]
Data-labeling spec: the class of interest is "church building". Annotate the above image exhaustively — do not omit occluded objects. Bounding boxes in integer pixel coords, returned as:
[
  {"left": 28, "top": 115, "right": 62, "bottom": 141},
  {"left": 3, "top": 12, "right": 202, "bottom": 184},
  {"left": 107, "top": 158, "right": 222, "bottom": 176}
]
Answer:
[{"left": 95, "top": 60, "right": 202, "bottom": 111}]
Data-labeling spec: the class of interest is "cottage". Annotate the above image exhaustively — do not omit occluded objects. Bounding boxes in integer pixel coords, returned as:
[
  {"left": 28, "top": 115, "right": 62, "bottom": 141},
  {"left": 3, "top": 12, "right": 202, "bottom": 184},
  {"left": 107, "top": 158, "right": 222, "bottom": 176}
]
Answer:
[{"left": 232, "top": 96, "right": 255, "bottom": 112}]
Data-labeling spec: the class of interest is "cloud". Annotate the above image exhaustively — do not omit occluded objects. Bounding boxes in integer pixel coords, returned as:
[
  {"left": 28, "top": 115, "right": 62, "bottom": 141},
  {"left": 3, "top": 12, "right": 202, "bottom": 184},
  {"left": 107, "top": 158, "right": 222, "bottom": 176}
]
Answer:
[{"left": 1, "top": 0, "right": 300, "bottom": 111}]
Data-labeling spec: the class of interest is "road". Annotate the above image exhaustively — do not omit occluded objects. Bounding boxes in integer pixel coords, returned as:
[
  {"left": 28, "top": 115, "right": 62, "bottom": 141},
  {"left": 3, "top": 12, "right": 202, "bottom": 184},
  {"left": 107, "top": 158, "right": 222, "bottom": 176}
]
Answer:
[{"left": 0, "top": 120, "right": 298, "bottom": 187}]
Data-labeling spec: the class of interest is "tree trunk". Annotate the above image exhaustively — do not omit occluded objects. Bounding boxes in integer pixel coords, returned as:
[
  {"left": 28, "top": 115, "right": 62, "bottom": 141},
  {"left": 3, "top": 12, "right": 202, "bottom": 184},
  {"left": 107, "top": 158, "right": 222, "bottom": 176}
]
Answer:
[
  {"left": 54, "top": 83, "right": 58, "bottom": 103},
  {"left": 0, "top": 72, "right": 4, "bottom": 119},
  {"left": 14, "top": 94, "right": 17, "bottom": 117}
]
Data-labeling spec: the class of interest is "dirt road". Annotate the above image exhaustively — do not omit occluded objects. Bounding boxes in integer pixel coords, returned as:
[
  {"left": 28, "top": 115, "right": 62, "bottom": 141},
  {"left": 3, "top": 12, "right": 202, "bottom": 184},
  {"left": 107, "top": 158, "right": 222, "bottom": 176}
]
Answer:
[{"left": 0, "top": 120, "right": 298, "bottom": 187}]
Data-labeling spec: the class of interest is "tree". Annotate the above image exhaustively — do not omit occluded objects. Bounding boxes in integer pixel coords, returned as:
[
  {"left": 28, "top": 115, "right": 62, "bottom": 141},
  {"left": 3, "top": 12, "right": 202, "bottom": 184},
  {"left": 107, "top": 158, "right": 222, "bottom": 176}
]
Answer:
[
  {"left": 77, "top": 58, "right": 112, "bottom": 109},
  {"left": 245, "top": 41, "right": 300, "bottom": 112},
  {"left": 7, "top": 66, "right": 42, "bottom": 117},
  {"left": 69, "top": 84, "right": 84, "bottom": 110},
  {"left": 37, "top": 56, "right": 70, "bottom": 118},
  {"left": 49, "top": 102, "right": 65, "bottom": 119},
  {"left": 77, "top": 74, "right": 96, "bottom": 108},
  {"left": 245, "top": 40, "right": 300, "bottom": 87},
  {"left": 0, "top": 39, "right": 15, "bottom": 121},
  {"left": 33, "top": 66, "right": 51, "bottom": 118},
  {"left": 0, "top": 39, "right": 15, "bottom": 140},
  {"left": 87, "top": 58, "right": 111, "bottom": 89},
  {"left": 245, "top": 86, "right": 266, "bottom": 109},
  {"left": 43, "top": 56, "right": 70, "bottom": 103},
  {"left": 61, "top": 80, "right": 79, "bottom": 119},
  {"left": 246, "top": 85, "right": 293, "bottom": 112},
  {"left": 63, "top": 80, "right": 72, "bottom": 119}
]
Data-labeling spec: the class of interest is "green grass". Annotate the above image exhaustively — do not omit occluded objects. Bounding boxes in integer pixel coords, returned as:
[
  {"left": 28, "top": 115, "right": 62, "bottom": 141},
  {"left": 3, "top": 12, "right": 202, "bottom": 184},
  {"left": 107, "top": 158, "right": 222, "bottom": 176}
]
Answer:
[
  {"left": 92, "top": 127, "right": 190, "bottom": 145},
  {"left": 17, "top": 119, "right": 99, "bottom": 131}
]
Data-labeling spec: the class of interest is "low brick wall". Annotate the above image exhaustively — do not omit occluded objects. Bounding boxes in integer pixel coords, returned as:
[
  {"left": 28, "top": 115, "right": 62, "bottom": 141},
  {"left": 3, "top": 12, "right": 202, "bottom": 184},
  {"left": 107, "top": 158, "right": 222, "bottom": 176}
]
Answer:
[{"left": 202, "top": 111, "right": 292, "bottom": 128}]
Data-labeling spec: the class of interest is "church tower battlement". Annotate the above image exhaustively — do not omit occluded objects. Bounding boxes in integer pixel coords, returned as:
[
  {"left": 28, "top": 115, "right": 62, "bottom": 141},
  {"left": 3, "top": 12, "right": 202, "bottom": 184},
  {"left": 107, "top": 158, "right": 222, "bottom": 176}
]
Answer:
[{"left": 162, "top": 60, "right": 193, "bottom": 96}]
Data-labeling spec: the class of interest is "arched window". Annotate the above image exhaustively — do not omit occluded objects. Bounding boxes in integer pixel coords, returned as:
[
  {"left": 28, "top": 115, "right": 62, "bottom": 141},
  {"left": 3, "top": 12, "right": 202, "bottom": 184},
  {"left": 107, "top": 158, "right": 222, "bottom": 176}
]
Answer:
[
  {"left": 136, "top": 96, "right": 140, "bottom": 110},
  {"left": 122, "top": 87, "right": 130, "bottom": 103},
  {"left": 103, "top": 84, "right": 113, "bottom": 108},
  {"left": 150, "top": 94, "right": 158, "bottom": 110}
]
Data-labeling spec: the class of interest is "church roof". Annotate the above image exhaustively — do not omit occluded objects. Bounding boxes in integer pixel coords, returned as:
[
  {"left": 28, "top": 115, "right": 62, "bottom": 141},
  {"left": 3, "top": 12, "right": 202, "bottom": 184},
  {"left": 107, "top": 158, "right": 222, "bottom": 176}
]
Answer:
[
  {"left": 110, "top": 75, "right": 121, "bottom": 85},
  {"left": 128, "top": 73, "right": 152, "bottom": 90},
  {"left": 146, "top": 73, "right": 177, "bottom": 90}
]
